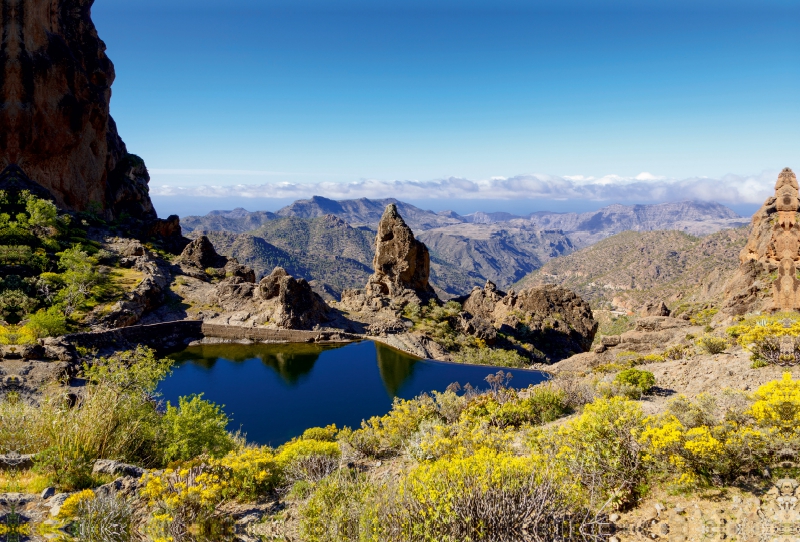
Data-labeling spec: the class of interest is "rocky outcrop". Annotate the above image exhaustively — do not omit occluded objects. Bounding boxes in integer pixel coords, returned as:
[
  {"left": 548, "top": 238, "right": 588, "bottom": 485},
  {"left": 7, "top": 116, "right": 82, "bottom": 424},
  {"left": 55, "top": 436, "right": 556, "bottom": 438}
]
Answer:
[
  {"left": 0, "top": 0, "right": 158, "bottom": 220},
  {"left": 176, "top": 236, "right": 255, "bottom": 282},
  {"left": 342, "top": 204, "right": 438, "bottom": 311},
  {"left": 101, "top": 244, "right": 172, "bottom": 328},
  {"left": 460, "top": 281, "right": 598, "bottom": 361},
  {"left": 725, "top": 167, "right": 799, "bottom": 314},
  {"left": 252, "top": 267, "right": 330, "bottom": 328},
  {"left": 369, "top": 204, "right": 437, "bottom": 300},
  {"left": 200, "top": 267, "right": 330, "bottom": 330},
  {"left": 641, "top": 301, "right": 670, "bottom": 317}
]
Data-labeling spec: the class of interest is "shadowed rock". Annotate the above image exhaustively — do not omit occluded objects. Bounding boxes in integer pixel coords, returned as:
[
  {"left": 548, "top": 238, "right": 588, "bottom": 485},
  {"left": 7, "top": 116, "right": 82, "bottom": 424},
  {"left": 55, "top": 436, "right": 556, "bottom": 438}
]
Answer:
[
  {"left": 254, "top": 267, "right": 330, "bottom": 329},
  {"left": 460, "top": 281, "right": 597, "bottom": 362}
]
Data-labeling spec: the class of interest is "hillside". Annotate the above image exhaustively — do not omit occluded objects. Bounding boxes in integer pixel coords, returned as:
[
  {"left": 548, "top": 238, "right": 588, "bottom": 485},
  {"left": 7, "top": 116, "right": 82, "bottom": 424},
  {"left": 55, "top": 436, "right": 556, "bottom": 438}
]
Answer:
[
  {"left": 181, "top": 208, "right": 277, "bottom": 233},
  {"left": 198, "top": 215, "right": 483, "bottom": 299},
  {"left": 417, "top": 223, "right": 574, "bottom": 288},
  {"left": 196, "top": 230, "right": 373, "bottom": 298},
  {"left": 516, "top": 227, "right": 749, "bottom": 311}
]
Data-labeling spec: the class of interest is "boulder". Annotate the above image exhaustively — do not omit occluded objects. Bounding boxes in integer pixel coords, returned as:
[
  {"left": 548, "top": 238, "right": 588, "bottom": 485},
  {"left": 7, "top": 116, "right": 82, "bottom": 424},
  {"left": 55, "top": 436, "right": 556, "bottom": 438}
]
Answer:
[
  {"left": 177, "top": 236, "right": 228, "bottom": 271},
  {"left": 92, "top": 459, "right": 145, "bottom": 478},
  {"left": 255, "top": 267, "right": 330, "bottom": 329}
]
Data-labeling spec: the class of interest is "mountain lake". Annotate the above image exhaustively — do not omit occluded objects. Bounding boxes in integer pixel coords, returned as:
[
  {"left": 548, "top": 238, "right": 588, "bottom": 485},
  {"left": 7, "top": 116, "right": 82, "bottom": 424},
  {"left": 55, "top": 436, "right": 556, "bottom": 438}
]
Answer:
[{"left": 159, "top": 340, "right": 548, "bottom": 445}]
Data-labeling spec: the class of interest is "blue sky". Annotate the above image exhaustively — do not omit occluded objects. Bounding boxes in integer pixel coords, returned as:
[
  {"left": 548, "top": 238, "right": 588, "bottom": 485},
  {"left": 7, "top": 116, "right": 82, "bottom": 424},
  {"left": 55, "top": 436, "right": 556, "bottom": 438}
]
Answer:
[{"left": 93, "top": 0, "right": 800, "bottom": 216}]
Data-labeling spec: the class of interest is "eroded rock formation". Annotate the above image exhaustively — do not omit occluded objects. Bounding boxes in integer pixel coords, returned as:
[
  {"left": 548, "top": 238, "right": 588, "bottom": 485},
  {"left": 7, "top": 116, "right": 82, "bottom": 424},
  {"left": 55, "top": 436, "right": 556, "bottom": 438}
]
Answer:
[
  {"left": 460, "top": 281, "right": 598, "bottom": 361},
  {"left": 176, "top": 236, "right": 255, "bottom": 283},
  {"left": 726, "top": 168, "right": 800, "bottom": 313},
  {"left": 0, "top": 0, "right": 157, "bottom": 220},
  {"left": 342, "top": 204, "right": 438, "bottom": 310}
]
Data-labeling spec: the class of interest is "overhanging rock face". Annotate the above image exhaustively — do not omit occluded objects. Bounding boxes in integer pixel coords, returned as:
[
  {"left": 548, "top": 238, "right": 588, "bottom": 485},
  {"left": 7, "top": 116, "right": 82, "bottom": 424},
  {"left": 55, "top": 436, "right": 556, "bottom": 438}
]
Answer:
[{"left": 0, "top": 0, "right": 156, "bottom": 220}]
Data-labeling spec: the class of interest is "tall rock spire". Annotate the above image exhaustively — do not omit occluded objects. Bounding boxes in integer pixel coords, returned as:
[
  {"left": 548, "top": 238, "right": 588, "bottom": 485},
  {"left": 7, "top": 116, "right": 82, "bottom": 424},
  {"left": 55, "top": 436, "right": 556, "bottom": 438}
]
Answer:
[
  {"left": 734, "top": 168, "right": 800, "bottom": 312},
  {"left": 368, "top": 204, "right": 436, "bottom": 299}
]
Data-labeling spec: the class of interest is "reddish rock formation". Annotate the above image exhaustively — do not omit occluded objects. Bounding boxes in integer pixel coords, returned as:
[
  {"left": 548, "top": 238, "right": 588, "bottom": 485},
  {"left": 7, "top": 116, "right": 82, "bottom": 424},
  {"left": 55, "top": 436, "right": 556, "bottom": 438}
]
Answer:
[
  {"left": 726, "top": 168, "right": 800, "bottom": 313},
  {"left": 0, "top": 0, "right": 156, "bottom": 220}
]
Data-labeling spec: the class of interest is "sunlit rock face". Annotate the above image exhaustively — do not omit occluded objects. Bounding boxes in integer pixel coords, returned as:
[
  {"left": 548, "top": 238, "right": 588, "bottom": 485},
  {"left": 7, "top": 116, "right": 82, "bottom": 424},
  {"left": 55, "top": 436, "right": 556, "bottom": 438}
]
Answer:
[
  {"left": 0, "top": 0, "right": 155, "bottom": 219},
  {"left": 728, "top": 168, "right": 800, "bottom": 313}
]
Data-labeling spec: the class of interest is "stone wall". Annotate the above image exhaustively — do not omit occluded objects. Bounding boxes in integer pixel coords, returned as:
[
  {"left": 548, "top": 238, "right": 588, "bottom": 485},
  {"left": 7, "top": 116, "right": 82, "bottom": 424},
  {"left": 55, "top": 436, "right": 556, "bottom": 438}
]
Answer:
[
  {"left": 64, "top": 321, "right": 204, "bottom": 353},
  {"left": 200, "top": 324, "right": 359, "bottom": 344},
  {"left": 64, "top": 321, "right": 359, "bottom": 354}
]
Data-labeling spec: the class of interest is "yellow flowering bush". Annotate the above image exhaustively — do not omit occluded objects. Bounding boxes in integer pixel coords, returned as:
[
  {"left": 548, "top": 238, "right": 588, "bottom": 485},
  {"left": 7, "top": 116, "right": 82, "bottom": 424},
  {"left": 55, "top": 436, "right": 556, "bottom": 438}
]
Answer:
[
  {"left": 57, "top": 489, "right": 96, "bottom": 519},
  {"left": 749, "top": 372, "right": 800, "bottom": 431},
  {"left": 141, "top": 446, "right": 284, "bottom": 529},
  {"left": 727, "top": 313, "right": 800, "bottom": 366},
  {"left": 301, "top": 424, "right": 339, "bottom": 442},
  {"left": 218, "top": 446, "right": 281, "bottom": 501},
  {"left": 640, "top": 375, "right": 800, "bottom": 487},
  {"left": 141, "top": 464, "right": 230, "bottom": 524},
  {"left": 406, "top": 417, "right": 512, "bottom": 461},
  {"left": 537, "top": 396, "right": 647, "bottom": 508},
  {"left": 391, "top": 448, "right": 571, "bottom": 541},
  {"left": 342, "top": 397, "right": 437, "bottom": 458},
  {"left": 278, "top": 439, "right": 341, "bottom": 483},
  {"left": 299, "top": 469, "right": 377, "bottom": 542},
  {"left": 0, "top": 324, "right": 37, "bottom": 345}
]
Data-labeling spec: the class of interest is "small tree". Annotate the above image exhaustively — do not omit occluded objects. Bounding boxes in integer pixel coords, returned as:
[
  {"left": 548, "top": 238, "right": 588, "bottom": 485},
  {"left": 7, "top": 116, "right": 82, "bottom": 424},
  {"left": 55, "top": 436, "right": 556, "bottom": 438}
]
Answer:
[{"left": 162, "top": 394, "right": 236, "bottom": 463}]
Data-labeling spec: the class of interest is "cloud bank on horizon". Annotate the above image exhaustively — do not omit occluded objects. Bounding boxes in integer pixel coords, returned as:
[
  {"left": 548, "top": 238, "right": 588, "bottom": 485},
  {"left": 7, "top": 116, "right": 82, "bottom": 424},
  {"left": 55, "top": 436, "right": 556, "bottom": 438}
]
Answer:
[{"left": 149, "top": 169, "right": 781, "bottom": 205}]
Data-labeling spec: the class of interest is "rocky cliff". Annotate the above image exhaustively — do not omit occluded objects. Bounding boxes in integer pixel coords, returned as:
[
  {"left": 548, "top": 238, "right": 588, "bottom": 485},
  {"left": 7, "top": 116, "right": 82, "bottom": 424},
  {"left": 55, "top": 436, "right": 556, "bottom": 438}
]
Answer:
[
  {"left": 0, "top": 0, "right": 156, "bottom": 220},
  {"left": 724, "top": 167, "right": 800, "bottom": 314}
]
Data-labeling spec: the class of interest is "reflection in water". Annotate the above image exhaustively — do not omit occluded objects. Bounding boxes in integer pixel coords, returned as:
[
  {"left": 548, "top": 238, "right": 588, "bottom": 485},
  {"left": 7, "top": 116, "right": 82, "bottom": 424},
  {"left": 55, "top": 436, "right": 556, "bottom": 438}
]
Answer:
[
  {"left": 161, "top": 340, "right": 546, "bottom": 445},
  {"left": 375, "top": 342, "right": 419, "bottom": 396},
  {"left": 170, "top": 342, "right": 346, "bottom": 385}
]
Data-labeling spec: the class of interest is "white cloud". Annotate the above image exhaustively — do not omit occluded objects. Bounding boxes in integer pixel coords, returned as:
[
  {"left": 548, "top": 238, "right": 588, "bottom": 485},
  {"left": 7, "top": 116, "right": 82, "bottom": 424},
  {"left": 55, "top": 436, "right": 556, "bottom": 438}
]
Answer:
[{"left": 149, "top": 169, "right": 782, "bottom": 205}]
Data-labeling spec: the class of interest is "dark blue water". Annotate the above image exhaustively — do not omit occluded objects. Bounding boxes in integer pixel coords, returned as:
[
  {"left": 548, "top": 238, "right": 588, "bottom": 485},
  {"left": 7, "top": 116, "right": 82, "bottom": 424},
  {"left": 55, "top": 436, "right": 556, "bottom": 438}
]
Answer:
[{"left": 159, "top": 340, "right": 547, "bottom": 446}]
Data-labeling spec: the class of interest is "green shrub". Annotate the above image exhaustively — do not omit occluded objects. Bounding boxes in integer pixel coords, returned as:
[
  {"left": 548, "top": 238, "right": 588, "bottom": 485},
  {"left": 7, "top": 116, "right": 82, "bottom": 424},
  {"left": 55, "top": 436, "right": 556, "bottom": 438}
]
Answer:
[
  {"left": 451, "top": 346, "right": 528, "bottom": 368},
  {"left": 614, "top": 369, "right": 656, "bottom": 394},
  {"left": 162, "top": 394, "right": 236, "bottom": 463},
  {"left": 24, "top": 348, "right": 173, "bottom": 489},
  {"left": 695, "top": 334, "right": 728, "bottom": 355},
  {"left": 299, "top": 470, "right": 376, "bottom": 542},
  {"left": 662, "top": 344, "right": 691, "bottom": 360},
  {"left": 25, "top": 306, "right": 67, "bottom": 338}
]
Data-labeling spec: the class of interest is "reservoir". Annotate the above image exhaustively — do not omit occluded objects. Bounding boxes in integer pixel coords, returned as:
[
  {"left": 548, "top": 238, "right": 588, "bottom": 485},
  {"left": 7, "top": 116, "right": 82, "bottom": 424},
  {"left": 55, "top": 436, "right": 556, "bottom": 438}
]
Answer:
[{"left": 159, "top": 340, "right": 548, "bottom": 445}]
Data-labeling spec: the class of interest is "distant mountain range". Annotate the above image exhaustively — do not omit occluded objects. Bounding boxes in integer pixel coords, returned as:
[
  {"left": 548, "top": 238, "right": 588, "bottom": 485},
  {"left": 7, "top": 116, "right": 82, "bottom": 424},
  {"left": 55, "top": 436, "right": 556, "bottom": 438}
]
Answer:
[{"left": 181, "top": 196, "right": 750, "bottom": 298}]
